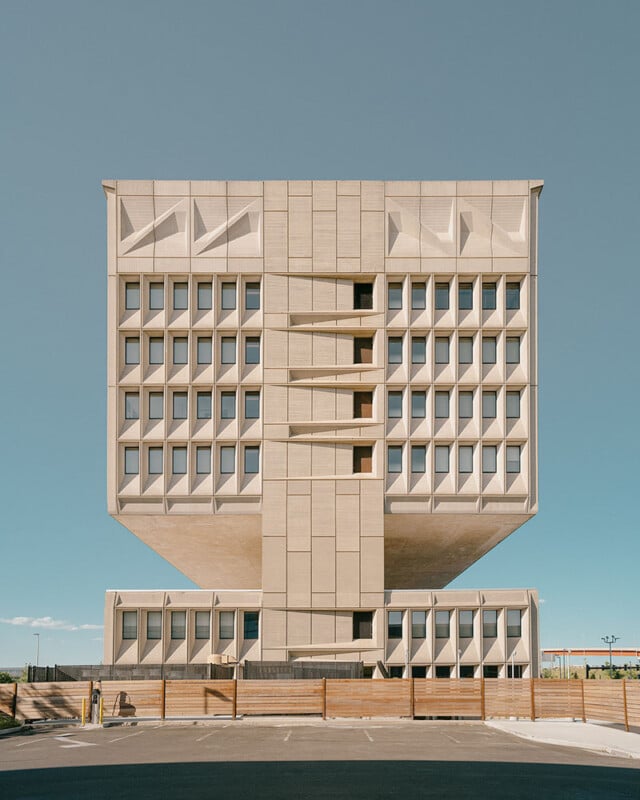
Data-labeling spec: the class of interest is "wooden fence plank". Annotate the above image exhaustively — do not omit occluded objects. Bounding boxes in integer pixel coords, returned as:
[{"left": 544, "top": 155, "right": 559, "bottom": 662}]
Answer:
[
  {"left": 237, "top": 680, "right": 324, "bottom": 716},
  {"left": 0, "top": 684, "right": 17, "bottom": 717},
  {"left": 533, "top": 680, "right": 583, "bottom": 720},
  {"left": 325, "top": 679, "right": 411, "bottom": 718},
  {"left": 164, "top": 680, "right": 234, "bottom": 717},
  {"left": 583, "top": 681, "right": 626, "bottom": 726},
  {"left": 413, "top": 679, "right": 482, "bottom": 718},
  {"left": 484, "top": 679, "right": 532, "bottom": 719},
  {"left": 15, "top": 682, "right": 91, "bottom": 720},
  {"left": 625, "top": 681, "right": 640, "bottom": 728},
  {"left": 100, "top": 680, "right": 163, "bottom": 719}
]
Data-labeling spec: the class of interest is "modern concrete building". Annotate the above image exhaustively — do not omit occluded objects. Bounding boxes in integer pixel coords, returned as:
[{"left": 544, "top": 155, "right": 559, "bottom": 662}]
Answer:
[{"left": 103, "top": 179, "right": 542, "bottom": 678}]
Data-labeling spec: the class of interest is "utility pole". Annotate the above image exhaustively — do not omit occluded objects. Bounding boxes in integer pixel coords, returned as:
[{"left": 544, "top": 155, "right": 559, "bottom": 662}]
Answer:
[
  {"left": 33, "top": 633, "right": 40, "bottom": 668},
  {"left": 601, "top": 635, "right": 619, "bottom": 679}
]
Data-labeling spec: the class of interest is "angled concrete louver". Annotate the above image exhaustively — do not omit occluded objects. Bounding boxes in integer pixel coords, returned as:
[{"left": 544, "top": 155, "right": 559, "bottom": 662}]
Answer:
[
  {"left": 119, "top": 198, "right": 188, "bottom": 255},
  {"left": 193, "top": 198, "right": 262, "bottom": 256},
  {"left": 387, "top": 197, "right": 456, "bottom": 257}
]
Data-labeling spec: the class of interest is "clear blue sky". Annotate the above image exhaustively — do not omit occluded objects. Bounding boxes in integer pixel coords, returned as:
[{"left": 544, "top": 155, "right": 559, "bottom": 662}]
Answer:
[{"left": 1, "top": 0, "right": 638, "bottom": 667}]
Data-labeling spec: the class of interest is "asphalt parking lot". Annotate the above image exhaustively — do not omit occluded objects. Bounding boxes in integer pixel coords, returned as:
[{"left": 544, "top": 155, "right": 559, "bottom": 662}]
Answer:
[{"left": 1, "top": 720, "right": 639, "bottom": 799}]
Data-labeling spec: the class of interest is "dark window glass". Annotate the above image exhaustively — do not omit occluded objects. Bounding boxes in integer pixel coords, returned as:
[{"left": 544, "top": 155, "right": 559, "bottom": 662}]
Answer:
[
  {"left": 125, "top": 337, "right": 140, "bottom": 365},
  {"left": 173, "top": 282, "right": 188, "bottom": 310},
  {"left": 148, "top": 447, "right": 163, "bottom": 475},
  {"left": 354, "top": 337, "right": 373, "bottom": 364},
  {"left": 245, "top": 336, "right": 260, "bottom": 365},
  {"left": 482, "top": 283, "right": 496, "bottom": 310},
  {"left": 171, "top": 611, "right": 186, "bottom": 640},
  {"left": 125, "top": 392, "right": 139, "bottom": 420},
  {"left": 411, "top": 336, "right": 426, "bottom": 364},
  {"left": 435, "top": 666, "right": 451, "bottom": 679},
  {"left": 507, "top": 609, "right": 522, "bottom": 638},
  {"left": 124, "top": 447, "right": 139, "bottom": 475},
  {"left": 435, "top": 445, "right": 449, "bottom": 473},
  {"left": 506, "top": 445, "right": 521, "bottom": 474},
  {"left": 506, "top": 282, "right": 521, "bottom": 310},
  {"left": 460, "top": 665, "right": 475, "bottom": 678},
  {"left": 122, "top": 611, "right": 137, "bottom": 640},
  {"left": 196, "top": 446, "right": 211, "bottom": 475},
  {"left": 458, "top": 282, "right": 473, "bottom": 310},
  {"left": 482, "top": 445, "right": 497, "bottom": 474},
  {"left": 195, "top": 611, "right": 210, "bottom": 640},
  {"left": 508, "top": 664, "right": 524, "bottom": 678},
  {"left": 354, "top": 283, "right": 373, "bottom": 310},
  {"left": 244, "top": 611, "right": 260, "bottom": 640},
  {"left": 221, "top": 336, "right": 236, "bottom": 364},
  {"left": 353, "top": 446, "right": 373, "bottom": 474},
  {"left": 435, "top": 282, "right": 449, "bottom": 310},
  {"left": 411, "top": 611, "right": 427, "bottom": 639},
  {"left": 146, "top": 611, "right": 162, "bottom": 640},
  {"left": 221, "top": 282, "right": 236, "bottom": 310},
  {"left": 506, "top": 391, "right": 521, "bottom": 419},
  {"left": 197, "top": 282, "right": 212, "bottom": 310},
  {"left": 387, "top": 445, "right": 402, "bottom": 473},
  {"left": 411, "top": 282, "right": 426, "bottom": 310},
  {"left": 388, "top": 391, "right": 403, "bottom": 418},
  {"left": 149, "top": 337, "right": 164, "bottom": 365},
  {"left": 459, "top": 610, "right": 474, "bottom": 639},
  {"left": 173, "top": 392, "right": 188, "bottom": 420},
  {"left": 435, "top": 391, "right": 450, "bottom": 419},
  {"left": 149, "top": 282, "right": 164, "bottom": 310},
  {"left": 484, "top": 665, "right": 499, "bottom": 678},
  {"left": 220, "top": 446, "right": 235, "bottom": 474},
  {"left": 411, "top": 666, "right": 427, "bottom": 678},
  {"left": 197, "top": 392, "right": 212, "bottom": 419},
  {"left": 245, "top": 282, "right": 261, "bottom": 310},
  {"left": 458, "top": 337, "right": 473, "bottom": 364},
  {"left": 173, "top": 337, "right": 188, "bottom": 365},
  {"left": 411, "top": 391, "right": 426, "bottom": 418},
  {"left": 483, "top": 610, "right": 498, "bottom": 638},
  {"left": 149, "top": 392, "right": 163, "bottom": 420},
  {"left": 506, "top": 336, "right": 520, "bottom": 364},
  {"left": 244, "top": 446, "right": 260, "bottom": 474},
  {"left": 435, "top": 337, "right": 449, "bottom": 364},
  {"left": 353, "top": 611, "right": 373, "bottom": 640},
  {"left": 435, "top": 610, "right": 450, "bottom": 638},
  {"left": 197, "top": 337, "right": 212, "bottom": 365},
  {"left": 220, "top": 391, "right": 236, "bottom": 419},
  {"left": 388, "top": 282, "right": 402, "bottom": 310},
  {"left": 411, "top": 445, "right": 426, "bottom": 473},
  {"left": 482, "top": 391, "right": 497, "bottom": 419},
  {"left": 172, "top": 447, "right": 187, "bottom": 475},
  {"left": 125, "top": 282, "right": 140, "bottom": 310},
  {"left": 388, "top": 336, "right": 403, "bottom": 364},
  {"left": 219, "top": 611, "right": 235, "bottom": 640},
  {"left": 389, "top": 666, "right": 404, "bottom": 678},
  {"left": 482, "top": 337, "right": 497, "bottom": 364},
  {"left": 245, "top": 391, "right": 260, "bottom": 419},
  {"left": 353, "top": 391, "right": 373, "bottom": 419},
  {"left": 458, "top": 391, "right": 473, "bottom": 419},
  {"left": 458, "top": 445, "right": 473, "bottom": 474}
]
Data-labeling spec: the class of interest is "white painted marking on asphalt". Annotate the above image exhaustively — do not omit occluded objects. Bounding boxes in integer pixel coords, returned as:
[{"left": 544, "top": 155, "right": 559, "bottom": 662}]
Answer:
[
  {"left": 284, "top": 729, "right": 292, "bottom": 742},
  {"left": 196, "top": 731, "right": 217, "bottom": 742},
  {"left": 444, "top": 733, "right": 460, "bottom": 744},
  {"left": 15, "top": 738, "right": 46, "bottom": 747},
  {"left": 108, "top": 731, "right": 145, "bottom": 744},
  {"left": 364, "top": 730, "right": 373, "bottom": 742},
  {"left": 54, "top": 736, "right": 96, "bottom": 749}
]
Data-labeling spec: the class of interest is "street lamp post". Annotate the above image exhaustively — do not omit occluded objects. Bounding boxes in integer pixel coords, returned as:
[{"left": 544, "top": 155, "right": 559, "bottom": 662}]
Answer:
[
  {"left": 33, "top": 633, "right": 40, "bottom": 668},
  {"left": 601, "top": 635, "right": 619, "bottom": 679}
]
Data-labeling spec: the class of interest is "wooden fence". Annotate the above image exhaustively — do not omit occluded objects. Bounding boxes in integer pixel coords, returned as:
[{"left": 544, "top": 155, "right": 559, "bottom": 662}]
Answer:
[{"left": 1, "top": 679, "right": 639, "bottom": 730}]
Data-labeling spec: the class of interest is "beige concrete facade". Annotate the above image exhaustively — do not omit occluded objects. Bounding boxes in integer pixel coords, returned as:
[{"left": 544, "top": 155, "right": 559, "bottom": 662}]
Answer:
[{"left": 104, "top": 180, "right": 541, "bottom": 673}]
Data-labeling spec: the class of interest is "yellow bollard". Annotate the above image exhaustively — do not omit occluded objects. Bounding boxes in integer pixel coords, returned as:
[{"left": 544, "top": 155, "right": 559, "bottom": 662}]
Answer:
[
  {"left": 99, "top": 696, "right": 104, "bottom": 725},
  {"left": 81, "top": 698, "right": 86, "bottom": 726}
]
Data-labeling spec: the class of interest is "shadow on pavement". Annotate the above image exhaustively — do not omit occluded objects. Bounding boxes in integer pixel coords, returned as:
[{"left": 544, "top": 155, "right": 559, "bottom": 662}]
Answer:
[{"left": 2, "top": 760, "right": 639, "bottom": 799}]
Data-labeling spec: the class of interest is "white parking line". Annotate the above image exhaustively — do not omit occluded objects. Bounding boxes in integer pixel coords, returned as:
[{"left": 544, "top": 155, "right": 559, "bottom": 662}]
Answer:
[
  {"left": 444, "top": 733, "right": 461, "bottom": 744},
  {"left": 108, "top": 731, "right": 145, "bottom": 744},
  {"left": 196, "top": 731, "right": 217, "bottom": 742},
  {"left": 284, "top": 729, "right": 292, "bottom": 742},
  {"left": 363, "top": 730, "right": 373, "bottom": 742}
]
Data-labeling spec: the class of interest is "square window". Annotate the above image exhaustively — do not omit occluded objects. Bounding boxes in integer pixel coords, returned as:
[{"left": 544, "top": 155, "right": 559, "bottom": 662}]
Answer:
[
  {"left": 387, "top": 445, "right": 403, "bottom": 474},
  {"left": 435, "top": 665, "right": 451, "bottom": 679},
  {"left": 149, "top": 392, "right": 163, "bottom": 420},
  {"left": 458, "top": 337, "right": 473, "bottom": 364},
  {"left": 388, "top": 336, "right": 403, "bottom": 364},
  {"left": 146, "top": 611, "right": 162, "bottom": 640},
  {"left": 435, "top": 445, "right": 449, "bottom": 473},
  {"left": 220, "top": 391, "right": 236, "bottom": 419},
  {"left": 506, "top": 445, "right": 521, "bottom": 473},
  {"left": 435, "top": 610, "right": 450, "bottom": 638},
  {"left": 482, "top": 283, "right": 496, "bottom": 310},
  {"left": 245, "top": 282, "right": 261, "bottom": 310},
  {"left": 219, "top": 611, "right": 235, "bottom": 640},
  {"left": 354, "top": 337, "right": 373, "bottom": 364},
  {"left": 458, "top": 282, "right": 473, "bottom": 310},
  {"left": 506, "top": 391, "right": 521, "bottom": 419},
  {"left": 435, "top": 282, "right": 449, "bottom": 310},
  {"left": 122, "top": 611, "right": 137, "bottom": 640},
  {"left": 482, "top": 445, "right": 497, "bottom": 474},
  {"left": 435, "top": 337, "right": 449, "bottom": 364},
  {"left": 195, "top": 611, "right": 210, "bottom": 640},
  {"left": 124, "top": 447, "right": 139, "bottom": 475},
  {"left": 148, "top": 447, "right": 163, "bottom": 475},
  {"left": 506, "top": 336, "right": 521, "bottom": 364},
  {"left": 125, "top": 282, "right": 140, "bottom": 310},
  {"left": 387, "top": 611, "right": 403, "bottom": 639},
  {"left": 435, "top": 391, "right": 450, "bottom": 419},
  {"left": 244, "top": 445, "right": 260, "bottom": 474},
  {"left": 245, "top": 391, "right": 260, "bottom": 419},
  {"left": 171, "top": 611, "right": 186, "bottom": 640},
  {"left": 388, "top": 391, "right": 403, "bottom": 418},
  {"left": 482, "top": 337, "right": 497, "bottom": 364},
  {"left": 149, "top": 336, "right": 164, "bottom": 365},
  {"left": 220, "top": 446, "right": 235, "bottom": 474},
  {"left": 482, "top": 391, "right": 497, "bottom": 419},
  {"left": 353, "top": 391, "right": 373, "bottom": 419},
  {"left": 197, "top": 282, "right": 212, "bottom": 310},
  {"left": 411, "top": 336, "right": 426, "bottom": 364},
  {"left": 221, "top": 336, "right": 236, "bottom": 364},
  {"left": 483, "top": 610, "right": 498, "bottom": 638},
  {"left": 244, "top": 611, "right": 260, "bottom": 640},
  {"left": 484, "top": 665, "right": 499, "bottom": 678},
  {"left": 411, "top": 282, "right": 426, "bottom": 310},
  {"left": 196, "top": 446, "right": 211, "bottom": 475},
  {"left": 197, "top": 391, "right": 212, "bottom": 419},
  {"left": 221, "top": 282, "right": 236, "bottom": 310},
  {"left": 508, "top": 664, "right": 524, "bottom": 678},
  {"left": 411, "top": 445, "right": 426, "bottom": 473},
  {"left": 354, "top": 282, "right": 373, "bottom": 310},
  {"left": 507, "top": 609, "right": 522, "bottom": 638},
  {"left": 411, "top": 610, "right": 427, "bottom": 639},
  {"left": 172, "top": 447, "right": 187, "bottom": 475},
  {"left": 245, "top": 336, "right": 261, "bottom": 365},
  {"left": 460, "top": 666, "right": 475, "bottom": 678},
  {"left": 411, "top": 390, "right": 426, "bottom": 419},
  {"left": 458, "top": 391, "right": 473, "bottom": 419},
  {"left": 173, "top": 392, "right": 188, "bottom": 420},
  {"left": 388, "top": 282, "right": 402, "bottom": 310},
  {"left": 173, "top": 282, "right": 188, "bottom": 310},
  {"left": 197, "top": 337, "right": 212, "bottom": 365},
  {"left": 125, "top": 337, "right": 140, "bottom": 365},
  {"left": 353, "top": 446, "right": 372, "bottom": 474},
  {"left": 458, "top": 445, "right": 473, "bottom": 474},
  {"left": 506, "top": 282, "right": 521, "bottom": 310},
  {"left": 352, "top": 611, "right": 373, "bottom": 640},
  {"left": 125, "top": 392, "right": 139, "bottom": 420},
  {"left": 149, "top": 282, "right": 164, "bottom": 310},
  {"left": 173, "top": 337, "right": 188, "bottom": 365},
  {"left": 459, "top": 610, "right": 474, "bottom": 639},
  {"left": 389, "top": 666, "right": 404, "bottom": 679},
  {"left": 412, "top": 666, "right": 427, "bottom": 678}
]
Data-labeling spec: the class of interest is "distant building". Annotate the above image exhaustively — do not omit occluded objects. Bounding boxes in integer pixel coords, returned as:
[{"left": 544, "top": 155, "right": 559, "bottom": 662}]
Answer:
[{"left": 103, "top": 179, "right": 542, "bottom": 678}]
